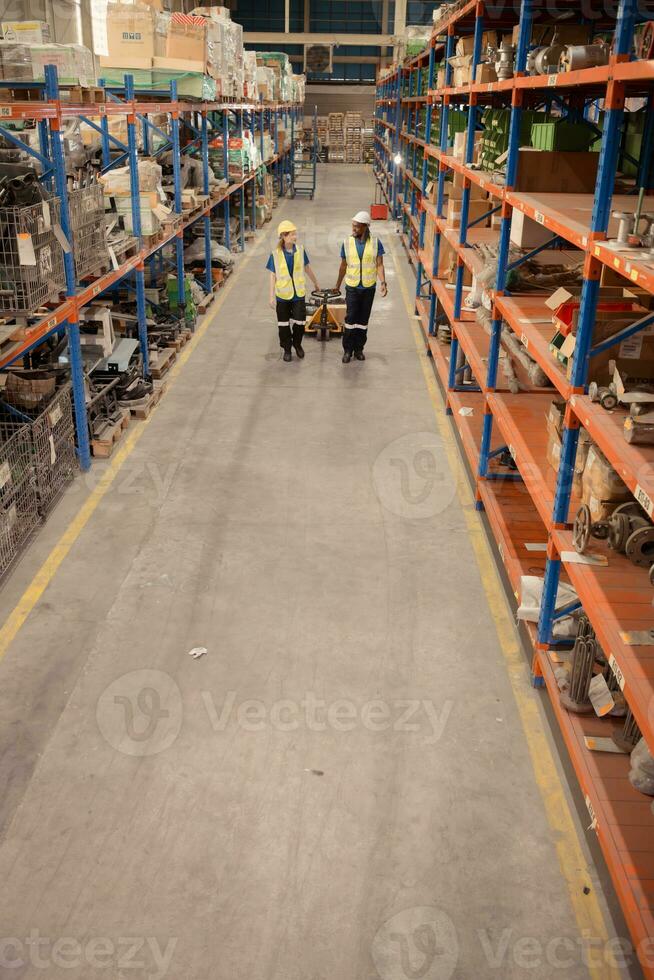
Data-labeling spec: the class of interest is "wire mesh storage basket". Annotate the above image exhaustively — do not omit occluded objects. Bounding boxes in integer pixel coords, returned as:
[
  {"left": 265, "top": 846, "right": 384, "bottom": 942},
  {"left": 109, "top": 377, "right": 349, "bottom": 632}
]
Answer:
[
  {"left": 0, "top": 383, "right": 77, "bottom": 517},
  {"left": 0, "top": 424, "right": 39, "bottom": 577},
  {"left": 0, "top": 198, "right": 66, "bottom": 314},
  {"left": 69, "top": 184, "right": 109, "bottom": 281}
]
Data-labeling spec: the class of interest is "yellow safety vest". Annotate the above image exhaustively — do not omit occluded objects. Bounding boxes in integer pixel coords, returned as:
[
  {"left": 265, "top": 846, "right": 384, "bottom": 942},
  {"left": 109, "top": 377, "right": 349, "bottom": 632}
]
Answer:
[
  {"left": 345, "top": 234, "right": 378, "bottom": 289},
  {"left": 273, "top": 245, "right": 305, "bottom": 299}
]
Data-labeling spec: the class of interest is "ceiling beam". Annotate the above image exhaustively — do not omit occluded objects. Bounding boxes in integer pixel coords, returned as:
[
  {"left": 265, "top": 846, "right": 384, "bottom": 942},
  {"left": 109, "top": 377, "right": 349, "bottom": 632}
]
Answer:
[
  {"left": 288, "top": 54, "right": 380, "bottom": 64},
  {"left": 243, "top": 31, "right": 392, "bottom": 46}
]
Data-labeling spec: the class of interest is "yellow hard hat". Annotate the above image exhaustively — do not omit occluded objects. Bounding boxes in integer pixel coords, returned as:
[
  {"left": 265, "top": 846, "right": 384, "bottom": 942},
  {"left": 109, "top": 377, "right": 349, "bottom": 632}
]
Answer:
[{"left": 277, "top": 220, "right": 297, "bottom": 235}]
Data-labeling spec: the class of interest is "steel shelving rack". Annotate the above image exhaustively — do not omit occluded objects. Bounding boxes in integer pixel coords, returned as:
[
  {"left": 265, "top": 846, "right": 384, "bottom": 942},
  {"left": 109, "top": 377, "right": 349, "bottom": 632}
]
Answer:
[
  {"left": 0, "top": 66, "right": 302, "bottom": 471},
  {"left": 374, "top": 0, "right": 654, "bottom": 966}
]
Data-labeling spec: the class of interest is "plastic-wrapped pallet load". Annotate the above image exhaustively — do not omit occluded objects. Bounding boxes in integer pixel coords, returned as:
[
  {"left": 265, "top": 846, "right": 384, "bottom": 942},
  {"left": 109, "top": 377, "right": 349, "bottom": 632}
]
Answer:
[
  {"left": 190, "top": 7, "right": 244, "bottom": 98},
  {"left": 8, "top": 43, "right": 96, "bottom": 87},
  {"left": 100, "top": 161, "right": 168, "bottom": 238},
  {"left": 208, "top": 131, "right": 258, "bottom": 181},
  {"left": 0, "top": 42, "right": 33, "bottom": 81},
  {"left": 243, "top": 51, "right": 258, "bottom": 102},
  {"left": 256, "top": 66, "right": 275, "bottom": 102}
]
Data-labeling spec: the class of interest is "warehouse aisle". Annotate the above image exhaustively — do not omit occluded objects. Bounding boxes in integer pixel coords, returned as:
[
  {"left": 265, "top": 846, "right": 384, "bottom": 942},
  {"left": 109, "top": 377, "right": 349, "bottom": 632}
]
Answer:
[{"left": 0, "top": 166, "right": 613, "bottom": 980}]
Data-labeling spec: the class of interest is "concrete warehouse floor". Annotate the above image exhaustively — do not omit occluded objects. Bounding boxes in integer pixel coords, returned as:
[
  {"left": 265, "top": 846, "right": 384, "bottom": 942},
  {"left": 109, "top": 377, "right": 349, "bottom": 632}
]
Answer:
[{"left": 0, "top": 165, "right": 630, "bottom": 980}]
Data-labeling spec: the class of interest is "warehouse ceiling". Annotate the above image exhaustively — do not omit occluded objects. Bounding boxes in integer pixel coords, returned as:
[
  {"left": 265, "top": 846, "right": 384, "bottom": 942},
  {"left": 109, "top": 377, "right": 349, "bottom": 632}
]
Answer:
[{"left": 227, "top": 0, "right": 439, "bottom": 83}]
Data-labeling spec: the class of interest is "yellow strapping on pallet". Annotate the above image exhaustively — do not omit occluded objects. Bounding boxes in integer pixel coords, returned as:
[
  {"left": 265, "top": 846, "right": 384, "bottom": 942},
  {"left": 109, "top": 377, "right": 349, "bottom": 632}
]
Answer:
[
  {"left": 0, "top": 225, "right": 267, "bottom": 663},
  {"left": 388, "top": 237, "right": 618, "bottom": 980}
]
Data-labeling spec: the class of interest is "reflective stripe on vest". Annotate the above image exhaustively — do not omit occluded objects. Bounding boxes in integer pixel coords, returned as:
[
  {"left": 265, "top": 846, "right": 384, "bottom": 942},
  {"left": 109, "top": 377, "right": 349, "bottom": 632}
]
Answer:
[
  {"left": 344, "top": 234, "right": 377, "bottom": 289},
  {"left": 273, "top": 245, "right": 305, "bottom": 299}
]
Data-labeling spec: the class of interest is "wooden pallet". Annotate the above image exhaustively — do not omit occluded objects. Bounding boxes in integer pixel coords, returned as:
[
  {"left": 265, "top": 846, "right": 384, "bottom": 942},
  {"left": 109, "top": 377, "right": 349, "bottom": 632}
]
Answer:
[
  {"left": 149, "top": 347, "right": 176, "bottom": 380},
  {"left": 0, "top": 84, "right": 105, "bottom": 104},
  {"left": 91, "top": 411, "right": 130, "bottom": 458},
  {"left": 124, "top": 385, "right": 164, "bottom": 420}
]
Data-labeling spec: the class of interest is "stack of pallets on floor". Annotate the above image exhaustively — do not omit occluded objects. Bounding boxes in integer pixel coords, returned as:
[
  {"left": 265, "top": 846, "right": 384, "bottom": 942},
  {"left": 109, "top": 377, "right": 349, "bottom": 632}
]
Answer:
[
  {"left": 344, "top": 112, "right": 364, "bottom": 164},
  {"left": 317, "top": 116, "right": 328, "bottom": 148},
  {"left": 328, "top": 113, "right": 345, "bottom": 162}
]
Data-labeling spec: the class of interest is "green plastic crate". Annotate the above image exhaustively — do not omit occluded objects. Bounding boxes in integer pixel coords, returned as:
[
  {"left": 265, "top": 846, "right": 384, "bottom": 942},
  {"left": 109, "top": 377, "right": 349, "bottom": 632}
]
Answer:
[{"left": 531, "top": 121, "right": 594, "bottom": 151}]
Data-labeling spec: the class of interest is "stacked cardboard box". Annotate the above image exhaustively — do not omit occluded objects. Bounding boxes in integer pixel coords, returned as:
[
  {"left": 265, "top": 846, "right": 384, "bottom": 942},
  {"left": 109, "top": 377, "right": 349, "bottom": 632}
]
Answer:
[
  {"left": 101, "top": 2, "right": 244, "bottom": 99},
  {"left": 316, "top": 116, "right": 328, "bottom": 146},
  {"left": 255, "top": 51, "right": 294, "bottom": 102}
]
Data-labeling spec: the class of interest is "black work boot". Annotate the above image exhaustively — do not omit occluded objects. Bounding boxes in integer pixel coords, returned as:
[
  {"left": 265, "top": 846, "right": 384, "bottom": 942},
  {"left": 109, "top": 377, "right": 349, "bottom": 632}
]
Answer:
[
  {"left": 283, "top": 349, "right": 292, "bottom": 362},
  {"left": 342, "top": 351, "right": 352, "bottom": 363},
  {"left": 354, "top": 351, "right": 365, "bottom": 361}
]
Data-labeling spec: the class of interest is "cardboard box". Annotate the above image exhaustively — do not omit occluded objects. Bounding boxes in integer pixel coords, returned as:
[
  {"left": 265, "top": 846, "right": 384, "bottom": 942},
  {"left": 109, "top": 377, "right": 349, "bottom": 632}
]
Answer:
[
  {"left": 456, "top": 31, "right": 498, "bottom": 57},
  {"left": 545, "top": 399, "right": 590, "bottom": 492},
  {"left": 475, "top": 63, "right": 497, "bottom": 84},
  {"left": 582, "top": 445, "right": 632, "bottom": 521},
  {"left": 511, "top": 23, "right": 591, "bottom": 46},
  {"left": 105, "top": 2, "right": 156, "bottom": 66},
  {"left": 155, "top": 12, "right": 207, "bottom": 62},
  {"left": 2, "top": 20, "right": 50, "bottom": 43},
  {"left": 514, "top": 149, "right": 599, "bottom": 194},
  {"left": 152, "top": 56, "right": 204, "bottom": 73},
  {"left": 445, "top": 198, "right": 490, "bottom": 228},
  {"left": 449, "top": 169, "right": 487, "bottom": 200},
  {"left": 510, "top": 210, "right": 558, "bottom": 248}
]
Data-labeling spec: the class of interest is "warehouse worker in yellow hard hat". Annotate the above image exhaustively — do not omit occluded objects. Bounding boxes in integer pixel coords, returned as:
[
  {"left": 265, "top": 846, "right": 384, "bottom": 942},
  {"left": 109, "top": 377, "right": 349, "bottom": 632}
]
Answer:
[
  {"left": 334, "top": 210, "right": 387, "bottom": 363},
  {"left": 266, "top": 219, "right": 319, "bottom": 362}
]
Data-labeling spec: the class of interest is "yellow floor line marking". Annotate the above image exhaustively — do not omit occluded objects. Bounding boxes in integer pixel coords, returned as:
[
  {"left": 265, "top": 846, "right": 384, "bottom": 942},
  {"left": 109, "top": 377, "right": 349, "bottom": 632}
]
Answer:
[
  {"left": 0, "top": 226, "right": 268, "bottom": 663},
  {"left": 389, "top": 238, "right": 617, "bottom": 979}
]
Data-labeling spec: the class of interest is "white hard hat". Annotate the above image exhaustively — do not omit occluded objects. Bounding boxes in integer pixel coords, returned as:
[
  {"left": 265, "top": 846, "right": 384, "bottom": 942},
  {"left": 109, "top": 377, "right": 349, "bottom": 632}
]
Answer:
[{"left": 352, "top": 210, "right": 371, "bottom": 224}]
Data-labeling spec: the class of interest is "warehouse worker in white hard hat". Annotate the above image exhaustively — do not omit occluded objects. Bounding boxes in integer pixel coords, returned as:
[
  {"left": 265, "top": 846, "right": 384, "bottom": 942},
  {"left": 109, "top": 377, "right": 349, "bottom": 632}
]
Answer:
[
  {"left": 266, "top": 219, "right": 319, "bottom": 362},
  {"left": 334, "top": 210, "right": 388, "bottom": 363}
]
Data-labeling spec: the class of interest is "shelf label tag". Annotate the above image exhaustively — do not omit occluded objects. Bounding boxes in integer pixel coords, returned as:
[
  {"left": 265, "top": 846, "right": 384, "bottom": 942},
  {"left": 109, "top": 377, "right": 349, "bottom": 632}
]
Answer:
[
  {"left": 0, "top": 461, "right": 11, "bottom": 490},
  {"left": 548, "top": 74, "right": 558, "bottom": 87},
  {"left": 46, "top": 316, "right": 57, "bottom": 330},
  {"left": 630, "top": 268, "right": 639, "bottom": 282},
  {"left": 635, "top": 484, "right": 654, "bottom": 518},
  {"left": 508, "top": 444, "right": 516, "bottom": 460},
  {"left": 520, "top": 333, "right": 529, "bottom": 349},
  {"left": 498, "top": 541, "right": 504, "bottom": 562},
  {"left": 49, "top": 404, "right": 62, "bottom": 428},
  {"left": 535, "top": 211, "right": 545, "bottom": 225},
  {"left": 0, "top": 107, "right": 12, "bottom": 117},
  {"left": 608, "top": 654, "right": 625, "bottom": 692},
  {"left": 17, "top": 233, "right": 36, "bottom": 267}
]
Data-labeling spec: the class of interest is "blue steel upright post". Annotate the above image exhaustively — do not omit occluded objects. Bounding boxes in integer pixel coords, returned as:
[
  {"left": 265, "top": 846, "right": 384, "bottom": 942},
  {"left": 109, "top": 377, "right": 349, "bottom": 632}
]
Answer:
[
  {"left": 44, "top": 65, "right": 91, "bottom": 471},
  {"left": 535, "top": 0, "right": 636, "bottom": 677},
  {"left": 169, "top": 80, "right": 186, "bottom": 313},
  {"left": 416, "top": 44, "right": 436, "bottom": 305},
  {"left": 124, "top": 74, "right": 150, "bottom": 375},
  {"left": 239, "top": 109, "right": 246, "bottom": 251},
  {"left": 223, "top": 109, "right": 231, "bottom": 252},
  {"left": 201, "top": 108, "right": 212, "bottom": 295},
  {"left": 476, "top": 0, "right": 533, "bottom": 482}
]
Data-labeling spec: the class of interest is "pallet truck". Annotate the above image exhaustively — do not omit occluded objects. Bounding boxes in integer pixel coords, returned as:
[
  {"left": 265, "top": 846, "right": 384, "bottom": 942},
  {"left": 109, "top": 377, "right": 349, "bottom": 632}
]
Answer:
[{"left": 305, "top": 288, "right": 344, "bottom": 341}]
